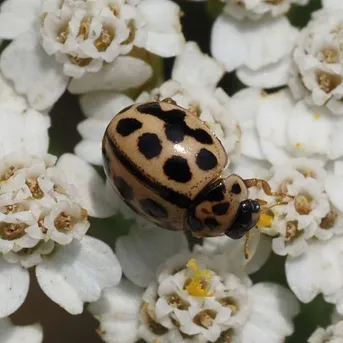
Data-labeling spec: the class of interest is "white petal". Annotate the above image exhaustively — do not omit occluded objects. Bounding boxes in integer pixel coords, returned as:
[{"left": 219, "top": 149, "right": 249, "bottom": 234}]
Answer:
[
  {"left": 138, "top": 0, "right": 184, "bottom": 57},
  {"left": 56, "top": 153, "right": 117, "bottom": 218},
  {"left": 0, "top": 258, "right": 29, "bottom": 318},
  {"left": 256, "top": 89, "right": 295, "bottom": 165},
  {"left": 0, "top": 108, "right": 50, "bottom": 159},
  {"left": 172, "top": 41, "right": 225, "bottom": 89},
  {"left": 238, "top": 283, "right": 299, "bottom": 343},
  {"left": 0, "top": 29, "right": 69, "bottom": 111},
  {"left": 237, "top": 56, "right": 292, "bottom": 89},
  {"left": 115, "top": 225, "right": 188, "bottom": 287},
  {"left": 245, "top": 233, "right": 272, "bottom": 275},
  {"left": 68, "top": 56, "right": 152, "bottom": 94},
  {"left": 0, "top": 320, "right": 43, "bottom": 343},
  {"left": 89, "top": 279, "right": 143, "bottom": 343},
  {"left": 79, "top": 92, "right": 133, "bottom": 119},
  {"left": 230, "top": 88, "right": 265, "bottom": 160},
  {"left": 286, "top": 102, "right": 333, "bottom": 158},
  {"left": 0, "top": 0, "right": 41, "bottom": 40},
  {"left": 325, "top": 174, "right": 343, "bottom": 212},
  {"left": 36, "top": 236, "right": 122, "bottom": 315},
  {"left": 74, "top": 140, "right": 103, "bottom": 166},
  {"left": 211, "top": 15, "right": 298, "bottom": 72},
  {"left": 143, "top": 31, "right": 185, "bottom": 58},
  {"left": 286, "top": 236, "right": 343, "bottom": 303},
  {"left": 322, "top": 0, "right": 343, "bottom": 9}
]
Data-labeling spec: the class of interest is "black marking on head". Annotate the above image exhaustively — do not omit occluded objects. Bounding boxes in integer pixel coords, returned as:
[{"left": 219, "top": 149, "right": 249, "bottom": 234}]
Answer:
[
  {"left": 114, "top": 176, "right": 133, "bottom": 201},
  {"left": 138, "top": 133, "right": 162, "bottom": 159},
  {"left": 136, "top": 103, "right": 213, "bottom": 145},
  {"left": 163, "top": 156, "right": 192, "bottom": 183},
  {"left": 116, "top": 118, "right": 142, "bottom": 137},
  {"left": 231, "top": 183, "right": 242, "bottom": 194},
  {"left": 196, "top": 148, "right": 218, "bottom": 171},
  {"left": 212, "top": 202, "right": 230, "bottom": 216},
  {"left": 202, "top": 181, "right": 226, "bottom": 202},
  {"left": 108, "top": 138, "right": 191, "bottom": 209},
  {"left": 140, "top": 199, "right": 167, "bottom": 218},
  {"left": 204, "top": 217, "right": 219, "bottom": 229},
  {"left": 117, "top": 104, "right": 134, "bottom": 115}
]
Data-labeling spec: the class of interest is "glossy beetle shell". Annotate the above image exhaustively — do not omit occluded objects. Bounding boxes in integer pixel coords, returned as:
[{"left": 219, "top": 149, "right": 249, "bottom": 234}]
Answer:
[{"left": 102, "top": 101, "right": 228, "bottom": 231}]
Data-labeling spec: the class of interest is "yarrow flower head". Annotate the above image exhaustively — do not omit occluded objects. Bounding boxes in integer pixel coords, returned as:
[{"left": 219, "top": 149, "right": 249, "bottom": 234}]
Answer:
[
  {"left": 0, "top": 152, "right": 89, "bottom": 266},
  {"left": 0, "top": 151, "right": 121, "bottom": 318},
  {"left": 0, "top": 0, "right": 185, "bottom": 110},
  {"left": 255, "top": 159, "right": 335, "bottom": 257},
  {"left": 89, "top": 225, "right": 299, "bottom": 343},
  {"left": 290, "top": 9, "right": 343, "bottom": 115}
]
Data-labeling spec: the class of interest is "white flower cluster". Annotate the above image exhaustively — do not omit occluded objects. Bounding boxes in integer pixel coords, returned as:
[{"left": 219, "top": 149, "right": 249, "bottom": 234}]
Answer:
[
  {"left": 40, "top": 0, "right": 183, "bottom": 78},
  {"left": 0, "top": 152, "right": 89, "bottom": 268},
  {"left": 290, "top": 9, "right": 343, "bottom": 115},
  {"left": 90, "top": 226, "right": 299, "bottom": 343},
  {"left": 0, "top": 0, "right": 184, "bottom": 111}
]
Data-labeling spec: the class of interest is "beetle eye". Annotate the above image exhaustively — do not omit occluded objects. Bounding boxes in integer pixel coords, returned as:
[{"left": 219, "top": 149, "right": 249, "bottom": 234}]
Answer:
[{"left": 225, "top": 199, "right": 260, "bottom": 239}]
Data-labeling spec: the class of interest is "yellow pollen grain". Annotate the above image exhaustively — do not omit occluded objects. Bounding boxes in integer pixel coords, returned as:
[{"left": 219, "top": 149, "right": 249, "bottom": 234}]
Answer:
[
  {"left": 314, "top": 113, "right": 320, "bottom": 120},
  {"left": 257, "top": 212, "right": 273, "bottom": 228},
  {"left": 185, "top": 258, "right": 214, "bottom": 297},
  {"left": 296, "top": 142, "right": 302, "bottom": 148}
]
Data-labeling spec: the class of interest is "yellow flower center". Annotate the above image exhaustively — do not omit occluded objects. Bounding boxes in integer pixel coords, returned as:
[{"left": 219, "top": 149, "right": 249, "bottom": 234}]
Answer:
[{"left": 185, "top": 258, "right": 214, "bottom": 297}]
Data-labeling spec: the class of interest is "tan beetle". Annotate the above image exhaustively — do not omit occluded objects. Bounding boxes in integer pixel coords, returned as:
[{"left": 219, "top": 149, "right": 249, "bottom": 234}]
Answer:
[{"left": 102, "top": 98, "right": 286, "bottom": 242}]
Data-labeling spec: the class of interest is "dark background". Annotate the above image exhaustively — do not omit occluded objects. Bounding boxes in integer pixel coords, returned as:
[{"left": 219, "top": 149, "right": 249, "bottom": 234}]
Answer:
[{"left": 1, "top": 0, "right": 333, "bottom": 342}]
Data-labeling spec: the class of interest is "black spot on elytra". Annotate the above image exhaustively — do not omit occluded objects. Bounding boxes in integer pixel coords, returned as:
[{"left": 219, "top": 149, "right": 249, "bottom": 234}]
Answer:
[
  {"left": 212, "top": 202, "right": 230, "bottom": 216},
  {"left": 116, "top": 118, "right": 142, "bottom": 137},
  {"left": 114, "top": 176, "right": 133, "bottom": 201},
  {"left": 196, "top": 148, "right": 218, "bottom": 171},
  {"left": 204, "top": 217, "right": 219, "bottom": 229},
  {"left": 117, "top": 104, "right": 134, "bottom": 115},
  {"left": 136, "top": 103, "right": 213, "bottom": 145},
  {"left": 140, "top": 199, "right": 167, "bottom": 218},
  {"left": 163, "top": 156, "right": 192, "bottom": 183},
  {"left": 138, "top": 133, "right": 162, "bottom": 159},
  {"left": 231, "top": 183, "right": 242, "bottom": 194},
  {"left": 108, "top": 137, "right": 191, "bottom": 209}
]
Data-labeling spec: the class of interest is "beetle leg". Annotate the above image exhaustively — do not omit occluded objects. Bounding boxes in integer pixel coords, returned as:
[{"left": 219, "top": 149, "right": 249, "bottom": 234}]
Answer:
[{"left": 243, "top": 178, "right": 294, "bottom": 199}]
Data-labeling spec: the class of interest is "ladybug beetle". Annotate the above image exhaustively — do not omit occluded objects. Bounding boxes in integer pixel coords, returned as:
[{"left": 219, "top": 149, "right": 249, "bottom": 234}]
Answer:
[{"left": 102, "top": 98, "right": 281, "bottom": 239}]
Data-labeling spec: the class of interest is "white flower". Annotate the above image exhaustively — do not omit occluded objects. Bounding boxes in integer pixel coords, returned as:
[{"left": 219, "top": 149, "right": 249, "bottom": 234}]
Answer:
[
  {"left": 89, "top": 225, "right": 299, "bottom": 343},
  {"left": 210, "top": 11, "right": 299, "bottom": 88},
  {"left": 0, "top": 318, "right": 43, "bottom": 343},
  {"left": 0, "top": 73, "right": 50, "bottom": 159},
  {"left": 0, "top": 152, "right": 121, "bottom": 317},
  {"left": 308, "top": 320, "right": 343, "bottom": 343},
  {"left": 230, "top": 88, "right": 343, "bottom": 166},
  {"left": 290, "top": 9, "right": 343, "bottom": 115},
  {"left": 0, "top": 0, "right": 184, "bottom": 110},
  {"left": 75, "top": 41, "right": 240, "bottom": 167}
]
